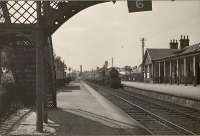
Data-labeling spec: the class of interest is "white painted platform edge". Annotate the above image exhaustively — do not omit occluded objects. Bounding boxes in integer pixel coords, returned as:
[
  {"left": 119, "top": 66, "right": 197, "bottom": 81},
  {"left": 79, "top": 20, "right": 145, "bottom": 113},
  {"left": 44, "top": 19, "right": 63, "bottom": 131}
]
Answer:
[
  {"left": 81, "top": 82, "right": 146, "bottom": 129},
  {"left": 123, "top": 81, "right": 200, "bottom": 101}
]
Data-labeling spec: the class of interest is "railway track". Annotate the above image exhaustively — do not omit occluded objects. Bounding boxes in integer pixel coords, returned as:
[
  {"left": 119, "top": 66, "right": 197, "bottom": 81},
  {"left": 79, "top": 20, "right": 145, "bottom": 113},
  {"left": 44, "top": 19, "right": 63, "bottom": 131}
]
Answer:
[{"left": 88, "top": 82, "right": 200, "bottom": 135}]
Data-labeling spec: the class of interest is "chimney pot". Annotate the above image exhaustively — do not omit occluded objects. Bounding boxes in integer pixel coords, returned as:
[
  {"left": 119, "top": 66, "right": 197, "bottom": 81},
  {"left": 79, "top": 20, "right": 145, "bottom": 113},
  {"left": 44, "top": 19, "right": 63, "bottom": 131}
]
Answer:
[
  {"left": 170, "top": 39, "right": 178, "bottom": 49},
  {"left": 180, "top": 35, "right": 189, "bottom": 49}
]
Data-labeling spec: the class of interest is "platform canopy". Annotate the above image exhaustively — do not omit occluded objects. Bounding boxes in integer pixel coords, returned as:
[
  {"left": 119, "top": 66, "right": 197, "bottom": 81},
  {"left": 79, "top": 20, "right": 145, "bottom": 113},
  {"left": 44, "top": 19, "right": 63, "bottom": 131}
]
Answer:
[{"left": 0, "top": 1, "right": 107, "bottom": 34}]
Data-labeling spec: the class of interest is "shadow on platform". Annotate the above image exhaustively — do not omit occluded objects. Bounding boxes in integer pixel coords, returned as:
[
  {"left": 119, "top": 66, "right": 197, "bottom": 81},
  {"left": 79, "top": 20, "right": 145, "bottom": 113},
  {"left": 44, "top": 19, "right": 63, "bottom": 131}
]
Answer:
[{"left": 47, "top": 108, "right": 149, "bottom": 135}]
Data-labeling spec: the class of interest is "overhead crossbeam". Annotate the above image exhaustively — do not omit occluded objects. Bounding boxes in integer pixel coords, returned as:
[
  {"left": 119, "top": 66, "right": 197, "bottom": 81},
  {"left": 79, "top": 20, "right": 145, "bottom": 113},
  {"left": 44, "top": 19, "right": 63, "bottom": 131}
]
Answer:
[
  {"left": 0, "top": 1, "right": 108, "bottom": 35},
  {"left": 45, "top": 1, "right": 106, "bottom": 34}
]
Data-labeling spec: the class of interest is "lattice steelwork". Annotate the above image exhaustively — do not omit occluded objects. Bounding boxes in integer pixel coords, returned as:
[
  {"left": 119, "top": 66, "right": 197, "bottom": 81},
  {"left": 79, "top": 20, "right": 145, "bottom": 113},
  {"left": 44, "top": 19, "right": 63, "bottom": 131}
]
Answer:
[
  {"left": 15, "top": 39, "right": 32, "bottom": 47},
  {"left": 6, "top": 1, "right": 37, "bottom": 24},
  {"left": 0, "top": 1, "right": 107, "bottom": 33},
  {"left": 50, "top": 1, "right": 70, "bottom": 9},
  {"left": 50, "top": 1, "right": 60, "bottom": 10}
]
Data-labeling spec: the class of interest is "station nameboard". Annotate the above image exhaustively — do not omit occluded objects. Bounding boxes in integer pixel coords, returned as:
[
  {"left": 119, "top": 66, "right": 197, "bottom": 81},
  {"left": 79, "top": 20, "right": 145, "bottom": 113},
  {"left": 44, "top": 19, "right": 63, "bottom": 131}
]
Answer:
[{"left": 127, "top": 0, "right": 152, "bottom": 13}]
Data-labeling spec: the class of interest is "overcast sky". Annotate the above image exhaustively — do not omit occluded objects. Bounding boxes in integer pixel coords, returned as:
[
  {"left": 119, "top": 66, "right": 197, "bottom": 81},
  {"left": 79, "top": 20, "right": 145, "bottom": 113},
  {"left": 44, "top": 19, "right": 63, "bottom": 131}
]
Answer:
[{"left": 52, "top": 1, "right": 200, "bottom": 71}]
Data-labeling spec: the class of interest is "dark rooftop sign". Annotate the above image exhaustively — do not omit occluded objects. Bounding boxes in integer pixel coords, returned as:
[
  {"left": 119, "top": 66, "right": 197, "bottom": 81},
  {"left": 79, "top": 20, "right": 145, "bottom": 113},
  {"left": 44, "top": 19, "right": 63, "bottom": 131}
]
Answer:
[{"left": 127, "top": 0, "right": 152, "bottom": 13}]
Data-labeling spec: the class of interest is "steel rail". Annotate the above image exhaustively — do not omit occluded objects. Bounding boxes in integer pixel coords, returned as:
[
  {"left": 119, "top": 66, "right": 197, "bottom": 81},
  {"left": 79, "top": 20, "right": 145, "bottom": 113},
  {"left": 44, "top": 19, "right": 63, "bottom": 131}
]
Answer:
[
  {"left": 114, "top": 94, "right": 196, "bottom": 135},
  {"left": 89, "top": 82, "right": 198, "bottom": 135},
  {"left": 119, "top": 88, "right": 200, "bottom": 121}
]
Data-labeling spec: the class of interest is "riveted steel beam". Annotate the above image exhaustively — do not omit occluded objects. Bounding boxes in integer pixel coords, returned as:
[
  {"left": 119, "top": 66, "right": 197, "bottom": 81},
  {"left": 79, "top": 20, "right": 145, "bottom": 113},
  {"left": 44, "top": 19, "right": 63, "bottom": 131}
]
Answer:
[{"left": 45, "top": 1, "right": 107, "bottom": 34}]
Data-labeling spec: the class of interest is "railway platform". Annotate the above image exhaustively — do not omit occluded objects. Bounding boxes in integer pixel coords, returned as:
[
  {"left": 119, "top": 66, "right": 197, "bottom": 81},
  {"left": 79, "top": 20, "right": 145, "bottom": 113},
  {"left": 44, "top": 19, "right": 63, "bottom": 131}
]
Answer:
[
  {"left": 123, "top": 81, "right": 200, "bottom": 100},
  {"left": 9, "top": 81, "right": 149, "bottom": 135},
  {"left": 122, "top": 81, "right": 200, "bottom": 110}
]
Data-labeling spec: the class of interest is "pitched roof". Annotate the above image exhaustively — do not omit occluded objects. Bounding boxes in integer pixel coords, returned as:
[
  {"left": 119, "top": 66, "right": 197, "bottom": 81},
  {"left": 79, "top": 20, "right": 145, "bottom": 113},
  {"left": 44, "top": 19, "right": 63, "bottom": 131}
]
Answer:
[
  {"left": 147, "top": 48, "right": 178, "bottom": 60},
  {"left": 146, "top": 43, "right": 200, "bottom": 62},
  {"left": 176, "top": 43, "right": 200, "bottom": 55}
]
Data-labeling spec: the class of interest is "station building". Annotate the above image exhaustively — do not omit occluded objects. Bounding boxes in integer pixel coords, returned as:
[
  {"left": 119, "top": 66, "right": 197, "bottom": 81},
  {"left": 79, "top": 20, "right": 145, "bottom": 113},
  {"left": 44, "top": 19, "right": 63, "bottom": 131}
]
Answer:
[{"left": 143, "top": 36, "right": 200, "bottom": 86}]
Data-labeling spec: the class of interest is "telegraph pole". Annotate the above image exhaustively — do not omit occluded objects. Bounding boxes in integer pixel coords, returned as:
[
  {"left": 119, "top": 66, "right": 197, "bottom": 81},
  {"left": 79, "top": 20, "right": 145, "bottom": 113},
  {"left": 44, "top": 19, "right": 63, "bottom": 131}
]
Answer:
[
  {"left": 141, "top": 37, "right": 146, "bottom": 62},
  {"left": 80, "top": 65, "right": 82, "bottom": 74},
  {"left": 80, "top": 65, "right": 82, "bottom": 77},
  {"left": 111, "top": 57, "right": 114, "bottom": 67},
  {"left": 141, "top": 37, "right": 146, "bottom": 81}
]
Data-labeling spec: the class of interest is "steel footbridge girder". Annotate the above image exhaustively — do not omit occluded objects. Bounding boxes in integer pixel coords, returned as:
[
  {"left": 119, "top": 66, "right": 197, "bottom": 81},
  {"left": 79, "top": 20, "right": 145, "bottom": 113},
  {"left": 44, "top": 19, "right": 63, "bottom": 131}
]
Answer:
[{"left": 0, "top": 1, "right": 109, "bottom": 34}]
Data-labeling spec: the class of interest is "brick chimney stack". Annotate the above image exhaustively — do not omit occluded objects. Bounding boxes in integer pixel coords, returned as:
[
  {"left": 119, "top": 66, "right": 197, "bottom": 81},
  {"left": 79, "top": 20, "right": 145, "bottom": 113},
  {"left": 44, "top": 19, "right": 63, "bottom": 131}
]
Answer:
[
  {"left": 170, "top": 40, "right": 173, "bottom": 49},
  {"left": 174, "top": 40, "right": 178, "bottom": 49},
  {"left": 180, "top": 35, "right": 190, "bottom": 49},
  {"left": 169, "top": 39, "right": 178, "bottom": 49},
  {"left": 186, "top": 35, "right": 190, "bottom": 47}
]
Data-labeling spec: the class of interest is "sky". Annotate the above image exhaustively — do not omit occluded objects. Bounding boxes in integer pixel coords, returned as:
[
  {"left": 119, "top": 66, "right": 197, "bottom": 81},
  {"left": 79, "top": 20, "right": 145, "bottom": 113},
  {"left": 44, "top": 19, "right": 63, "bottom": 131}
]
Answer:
[{"left": 52, "top": 1, "right": 200, "bottom": 71}]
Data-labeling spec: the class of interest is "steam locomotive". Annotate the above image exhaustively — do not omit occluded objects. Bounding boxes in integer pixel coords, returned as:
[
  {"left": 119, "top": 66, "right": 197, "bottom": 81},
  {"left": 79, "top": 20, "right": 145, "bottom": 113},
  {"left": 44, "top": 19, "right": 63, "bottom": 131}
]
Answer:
[{"left": 84, "top": 67, "right": 122, "bottom": 89}]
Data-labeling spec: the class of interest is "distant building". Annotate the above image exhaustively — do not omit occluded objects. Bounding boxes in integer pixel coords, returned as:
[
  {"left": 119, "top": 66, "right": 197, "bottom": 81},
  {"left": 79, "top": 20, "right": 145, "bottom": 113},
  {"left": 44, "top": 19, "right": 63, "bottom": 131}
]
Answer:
[
  {"left": 132, "top": 65, "right": 143, "bottom": 82},
  {"left": 143, "top": 36, "right": 200, "bottom": 86},
  {"left": 118, "top": 66, "right": 131, "bottom": 81},
  {"left": 118, "top": 65, "right": 143, "bottom": 81}
]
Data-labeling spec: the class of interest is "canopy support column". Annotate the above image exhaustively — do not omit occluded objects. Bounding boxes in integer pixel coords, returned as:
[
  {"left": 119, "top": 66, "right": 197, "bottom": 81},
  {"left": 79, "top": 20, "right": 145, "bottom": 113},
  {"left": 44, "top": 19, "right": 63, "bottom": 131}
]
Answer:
[
  {"left": 184, "top": 57, "right": 187, "bottom": 86},
  {"left": 158, "top": 62, "right": 161, "bottom": 83},
  {"left": 169, "top": 60, "right": 172, "bottom": 84},
  {"left": 193, "top": 56, "right": 197, "bottom": 86},
  {"left": 163, "top": 61, "right": 166, "bottom": 83},
  {"left": 176, "top": 59, "right": 179, "bottom": 85},
  {"left": 36, "top": 1, "right": 45, "bottom": 132}
]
